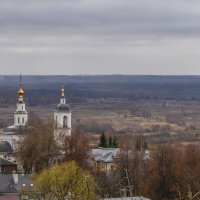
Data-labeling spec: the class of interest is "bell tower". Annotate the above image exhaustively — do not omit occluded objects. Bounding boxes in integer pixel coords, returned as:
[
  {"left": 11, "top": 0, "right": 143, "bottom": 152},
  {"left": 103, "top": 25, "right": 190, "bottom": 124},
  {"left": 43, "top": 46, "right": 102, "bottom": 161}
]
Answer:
[
  {"left": 14, "top": 75, "right": 28, "bottom": 127},
  {"left": 54, "top": 85, "right": 71, "bottom": 138}
]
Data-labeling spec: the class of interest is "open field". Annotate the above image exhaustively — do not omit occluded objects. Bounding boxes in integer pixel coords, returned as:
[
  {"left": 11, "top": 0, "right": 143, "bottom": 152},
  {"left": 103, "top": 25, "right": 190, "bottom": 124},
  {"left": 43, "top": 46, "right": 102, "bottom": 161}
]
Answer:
[
  {"left": 1, "top": 98, "right": 200, "bottom": 144},
  {"left": 1, "top": 75, "right": 200, "bottom": 144}
]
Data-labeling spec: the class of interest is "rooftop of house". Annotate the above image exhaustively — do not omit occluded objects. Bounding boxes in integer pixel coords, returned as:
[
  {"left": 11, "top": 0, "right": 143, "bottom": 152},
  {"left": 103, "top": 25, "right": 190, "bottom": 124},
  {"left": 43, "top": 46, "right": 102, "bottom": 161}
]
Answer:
[
  {"left": 91, "top": 147, "right": 120, "bottom": 163},
  {"left": 0, "top": 174, "right": 33, "bottom": 194}
]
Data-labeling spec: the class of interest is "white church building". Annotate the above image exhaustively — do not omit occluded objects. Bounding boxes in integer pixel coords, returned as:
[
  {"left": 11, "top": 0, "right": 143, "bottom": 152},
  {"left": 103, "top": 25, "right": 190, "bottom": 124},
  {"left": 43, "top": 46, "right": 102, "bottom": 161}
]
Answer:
[
  {"left": 54, "top": 85, "right": 72, "bottom": 137},
  {"left": 54, "top": 85, "right": 72, "bottom": 147},
  {"left": 0, "top": 76, "right": 72, "bottom": 161},
  {"left": 0, "top": 75, "right": 28, "bottom": 154}
]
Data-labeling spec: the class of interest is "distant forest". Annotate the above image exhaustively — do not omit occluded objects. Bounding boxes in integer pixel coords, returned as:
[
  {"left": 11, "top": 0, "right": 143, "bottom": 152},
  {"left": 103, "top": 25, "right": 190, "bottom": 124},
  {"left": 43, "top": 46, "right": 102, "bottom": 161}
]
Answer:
[{"left": 1, "top": 75, "right": 200, "bottom": 106}]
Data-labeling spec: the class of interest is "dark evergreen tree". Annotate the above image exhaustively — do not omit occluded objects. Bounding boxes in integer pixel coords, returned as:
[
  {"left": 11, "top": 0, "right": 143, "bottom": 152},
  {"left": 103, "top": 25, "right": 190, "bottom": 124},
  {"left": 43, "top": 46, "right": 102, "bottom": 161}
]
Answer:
[
  {"left": 99, "top": 132, "right": 107, "bottom": 148},
  {"left": 108, "top": 135, "right": 112, "bottom": 147},
  {"left": 113, "top": 136, "right": 118, "bottom": 148}
]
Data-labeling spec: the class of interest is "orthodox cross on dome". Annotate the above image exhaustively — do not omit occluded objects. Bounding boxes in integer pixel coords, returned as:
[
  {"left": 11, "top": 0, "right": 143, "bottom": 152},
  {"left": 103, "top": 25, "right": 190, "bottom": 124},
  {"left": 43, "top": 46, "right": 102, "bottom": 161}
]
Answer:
[
  {"left": 60, "top": 85, "right": 66, "bottom": 104},
  {"left": 61, "top": 84, "right": 65, "bottom": 97}
]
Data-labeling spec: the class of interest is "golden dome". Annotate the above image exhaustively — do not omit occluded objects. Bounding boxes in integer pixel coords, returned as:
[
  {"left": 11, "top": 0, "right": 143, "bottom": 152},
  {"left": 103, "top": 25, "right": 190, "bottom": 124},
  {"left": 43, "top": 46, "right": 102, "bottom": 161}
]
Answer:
[{"left": 18, "top": 88, "right": 24, "bottom": 96}]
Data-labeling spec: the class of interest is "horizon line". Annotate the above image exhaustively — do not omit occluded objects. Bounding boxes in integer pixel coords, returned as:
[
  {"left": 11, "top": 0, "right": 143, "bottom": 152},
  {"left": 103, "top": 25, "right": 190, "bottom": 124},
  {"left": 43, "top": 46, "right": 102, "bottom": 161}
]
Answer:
[{"left": 1, "top": 74, "right": 200, "bottom": 76}]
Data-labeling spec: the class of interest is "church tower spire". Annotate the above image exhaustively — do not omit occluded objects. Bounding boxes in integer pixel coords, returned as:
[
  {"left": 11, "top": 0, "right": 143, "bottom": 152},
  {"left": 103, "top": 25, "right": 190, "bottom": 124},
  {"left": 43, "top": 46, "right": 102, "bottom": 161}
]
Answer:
[
  {"left": 61, "top": 84, "right": 65, "bottom": 97},
  {"left": 14, "top": 75, "right": 28, "bottom": 127},
  {"left": 60, "top": 85, "right": 66, "bottom": 104}
]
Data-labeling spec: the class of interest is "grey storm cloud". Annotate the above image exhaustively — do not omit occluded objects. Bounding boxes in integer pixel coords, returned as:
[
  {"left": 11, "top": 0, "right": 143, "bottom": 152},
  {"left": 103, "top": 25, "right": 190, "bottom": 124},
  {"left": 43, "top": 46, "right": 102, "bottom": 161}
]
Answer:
[
  {"left": 0, "top": 0, "right": 200, "bottom": 75},
  {"left": 1, "top": 0, "right": 200, "bottom": 36}
]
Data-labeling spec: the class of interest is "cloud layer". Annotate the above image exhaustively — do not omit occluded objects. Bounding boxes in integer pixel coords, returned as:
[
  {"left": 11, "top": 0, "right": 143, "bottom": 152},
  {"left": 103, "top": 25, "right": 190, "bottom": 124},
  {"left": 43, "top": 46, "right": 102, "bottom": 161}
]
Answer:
[{"left": 0, "top": 0, "right": 200, "bottom": 75}]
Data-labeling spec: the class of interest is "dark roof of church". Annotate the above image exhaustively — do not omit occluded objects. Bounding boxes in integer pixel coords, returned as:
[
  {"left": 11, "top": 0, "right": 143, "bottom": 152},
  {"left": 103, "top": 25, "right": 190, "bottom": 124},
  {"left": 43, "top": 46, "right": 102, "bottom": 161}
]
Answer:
[
  {"left": 0, "top": 142, "right": 13, "bottom": 154},
  {"left": 57, "top": 103, "right": 70, "bottom": 111},
  {"left": 4, "top": 126, "right": 18, "bottom": 133},
  {"left": 3, "top": 125, "right": 27, "bottom": 136}
]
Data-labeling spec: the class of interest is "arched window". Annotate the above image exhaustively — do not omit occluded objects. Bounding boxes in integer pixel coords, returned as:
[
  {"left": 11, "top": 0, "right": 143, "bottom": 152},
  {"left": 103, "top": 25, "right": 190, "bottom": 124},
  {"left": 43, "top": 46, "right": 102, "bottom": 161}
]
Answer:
[
  {"left": 22, "top": 118, "right": 24, "bottom": 124},
  {"left": 18, "top": 118, "right": 20, "bottom": 124},
  {"left": 63, "top": 116, "right": 68, "bottom": 127}
]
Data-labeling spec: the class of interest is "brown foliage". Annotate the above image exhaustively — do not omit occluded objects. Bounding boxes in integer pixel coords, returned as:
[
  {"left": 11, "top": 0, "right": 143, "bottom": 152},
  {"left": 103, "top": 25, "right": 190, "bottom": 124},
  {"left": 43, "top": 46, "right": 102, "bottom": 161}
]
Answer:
[
  {"left": 146, "top": 144, "right": 178, "bottom": 200},
  {"left": 18, "top": 118, "right": 59, "bottom": 173},
  {"left": 63, "top": 131, "right": 91, "bottom": 169},
  {"left": 93, "top": 139, "right": 200, "bottom": 200}
]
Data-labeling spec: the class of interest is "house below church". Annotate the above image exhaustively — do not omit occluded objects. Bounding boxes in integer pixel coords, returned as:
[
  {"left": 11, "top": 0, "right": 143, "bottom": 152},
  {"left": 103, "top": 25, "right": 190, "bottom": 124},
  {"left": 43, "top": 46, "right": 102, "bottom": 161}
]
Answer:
[{"left": 91, "top": 147, "right": 120, "bottom": 171}]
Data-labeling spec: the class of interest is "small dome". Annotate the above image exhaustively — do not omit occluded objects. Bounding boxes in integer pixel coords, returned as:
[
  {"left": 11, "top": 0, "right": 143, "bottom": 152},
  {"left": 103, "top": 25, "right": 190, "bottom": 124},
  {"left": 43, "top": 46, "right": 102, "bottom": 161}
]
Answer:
[
  {"left": 57, "top": 104, "right": 70, "bottom": 111},
  {"left": 18, "top": 88, "right": 24, "bottom": 96},
  {"left": 0, "top": 141, "right": 13, "bottom": 153}
]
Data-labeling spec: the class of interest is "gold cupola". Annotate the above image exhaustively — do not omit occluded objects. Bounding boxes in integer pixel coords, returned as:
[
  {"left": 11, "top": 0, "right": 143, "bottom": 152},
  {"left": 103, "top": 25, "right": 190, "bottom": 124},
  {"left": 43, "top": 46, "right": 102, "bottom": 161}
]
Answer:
[{"left": 18, "top": 74, "right": 24, "bottom": 98}]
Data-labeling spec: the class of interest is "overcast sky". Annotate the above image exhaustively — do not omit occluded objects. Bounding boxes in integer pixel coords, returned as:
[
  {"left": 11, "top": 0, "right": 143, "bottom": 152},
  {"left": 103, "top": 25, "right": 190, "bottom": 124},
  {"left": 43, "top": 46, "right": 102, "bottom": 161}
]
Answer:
[{"left": 0, "top": 0, "right": 200, "bottom": 75}]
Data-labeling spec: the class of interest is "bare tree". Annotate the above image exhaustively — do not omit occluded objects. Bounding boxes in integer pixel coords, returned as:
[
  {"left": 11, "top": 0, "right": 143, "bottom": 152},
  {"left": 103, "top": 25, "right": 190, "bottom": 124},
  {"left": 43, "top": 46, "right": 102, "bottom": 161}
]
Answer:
[
  {"left": 63, "top": 130, "right": 91, "bottom": 169},
  {"left": 18, "top": 118, "right": 59, "bottom": 173},
  {"left": 146, "top": 144, "right": 178, "bottom": 200}
]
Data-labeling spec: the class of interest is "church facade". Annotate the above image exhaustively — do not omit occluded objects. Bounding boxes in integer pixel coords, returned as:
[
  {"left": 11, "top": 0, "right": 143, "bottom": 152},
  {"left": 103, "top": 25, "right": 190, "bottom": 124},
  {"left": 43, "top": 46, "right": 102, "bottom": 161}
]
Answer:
[
  {"left": 0, "top": 75, "right": 28, "bottom": 154},
  {"left": 0, "top": 76, "right": 72, "bottom": 162},
  {"left": 54, "top": 85, "right": 72, "bottom": 137},
  {"left": 54, "top": 85, "right": 72, "bottom": 146}
]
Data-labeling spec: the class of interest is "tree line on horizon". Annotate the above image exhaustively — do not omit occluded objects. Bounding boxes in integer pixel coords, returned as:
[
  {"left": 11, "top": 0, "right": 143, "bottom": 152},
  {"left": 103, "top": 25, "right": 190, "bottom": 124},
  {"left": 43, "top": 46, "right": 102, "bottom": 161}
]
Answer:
[{"left": 2, "top": 77, "right": 200, "bottom": 107}]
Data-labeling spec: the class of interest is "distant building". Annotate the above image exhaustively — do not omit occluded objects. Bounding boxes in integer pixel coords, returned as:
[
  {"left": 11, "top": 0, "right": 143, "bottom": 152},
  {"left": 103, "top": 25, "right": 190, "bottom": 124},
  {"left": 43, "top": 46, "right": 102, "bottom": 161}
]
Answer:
[
  {"left": 0, "top": 76, "right": 72, "bottom": 167},
  {"left": 0, "top": 75, "right": 28, "bottom": 160},
  {"left": 54, "top": 85, "right": 72, "bottom": 142},
  {"left": 91, "top": 147, "right": 150, "bottom": 172},
  {"left": 91, "top": 148, "right": 119, "bottom": 171}
]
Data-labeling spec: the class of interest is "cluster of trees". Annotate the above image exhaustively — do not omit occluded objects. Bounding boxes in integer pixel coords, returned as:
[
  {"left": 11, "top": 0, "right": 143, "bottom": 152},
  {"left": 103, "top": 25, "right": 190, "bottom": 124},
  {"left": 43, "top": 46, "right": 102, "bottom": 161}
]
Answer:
[
  {"left": 18, "top": 118, "right": 59, "bottom": 173},
  {"left": 18, "top": 118, "right": 96, "bottom": 200},
  {"left": 29, "top": 161, "right": 97, "bottom": 200},
  {"left": 98, "top": 132, "right": 118, "bottom": 148},
  {"left": 18, "top": 118, "right": 91, "bottom": 173},
  {"left": 4, "top": 75, "right": 200, "bottom": 108},
  {"left": 18, "top": 117, "right": 200, "bottom": 200},
  {"left": 96, "top": 142, "right": 200, "bottom": 200}
]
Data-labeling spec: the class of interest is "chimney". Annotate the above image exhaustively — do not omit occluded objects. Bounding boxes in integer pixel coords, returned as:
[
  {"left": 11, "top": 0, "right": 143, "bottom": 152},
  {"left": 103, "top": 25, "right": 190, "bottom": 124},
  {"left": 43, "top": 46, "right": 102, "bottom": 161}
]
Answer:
[{"left": 12, "top": 172, "right": 19, "bottom": 184}]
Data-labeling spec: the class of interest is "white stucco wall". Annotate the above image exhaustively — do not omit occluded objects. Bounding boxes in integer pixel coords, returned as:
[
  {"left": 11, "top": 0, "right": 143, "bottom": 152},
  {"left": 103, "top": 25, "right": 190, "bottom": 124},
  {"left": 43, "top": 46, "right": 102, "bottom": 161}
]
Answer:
[
  {"left": 14, "top": 113, "right": 28, "bottom": 126},
  {"left": 54, "top": 112, "right": 71, "bottom": 129},
  {"left": 14, "top": 102, "right": 28, "bottom": 126}
]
